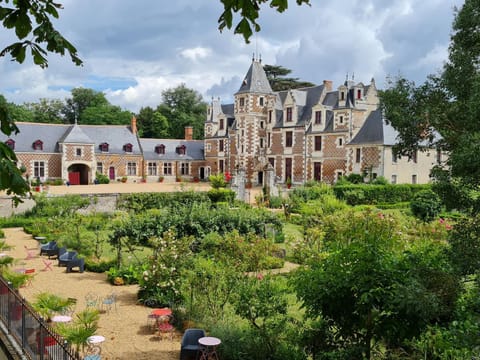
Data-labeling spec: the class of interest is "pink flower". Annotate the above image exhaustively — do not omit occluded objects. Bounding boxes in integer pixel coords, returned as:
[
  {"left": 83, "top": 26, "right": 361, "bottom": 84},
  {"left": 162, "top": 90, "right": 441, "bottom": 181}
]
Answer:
[
  {"left": 256, "top": 273, "right": 264, "bottom": 280},
  {"left": 439, "top": 218, "right": 445, "bottom": 224},
  {"left": 445, "top": 224, "right": 452, "bottom": 231}
]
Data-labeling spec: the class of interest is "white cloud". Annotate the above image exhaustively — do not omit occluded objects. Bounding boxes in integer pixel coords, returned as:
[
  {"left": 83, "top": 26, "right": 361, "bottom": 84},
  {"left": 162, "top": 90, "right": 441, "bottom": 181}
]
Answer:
[{"left": 179, "top": 47, "right": 212, "bottom": 61}]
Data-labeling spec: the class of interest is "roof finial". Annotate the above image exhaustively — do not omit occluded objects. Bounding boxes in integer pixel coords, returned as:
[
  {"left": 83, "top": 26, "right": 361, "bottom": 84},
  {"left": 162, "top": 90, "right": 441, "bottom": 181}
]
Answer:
[
  {"left": 345, "top": 72, "right": 349, "bottom": 82},
  {"left": 352, "top": 72, "right": 355, "bottom": 81},
  {"left": 259, "top": 54, "right": 262, "bottom": 63},
  {"left": 252, "top": 52, "right": 255, "bottom": 62}
]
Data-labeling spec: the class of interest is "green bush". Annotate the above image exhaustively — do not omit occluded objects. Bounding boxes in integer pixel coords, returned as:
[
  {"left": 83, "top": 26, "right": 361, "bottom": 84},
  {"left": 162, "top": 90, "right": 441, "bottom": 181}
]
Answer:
[
  {"left": 209, "top": 173, "right": 227, "bottom": 189},
  {"left": 85, "top": 258, "right": 117, "bottom": 273},
  {"left": 410, "top": 189, "right": 442, "bottom": 222},
  {"left": 117, "top": 192, "right": 211, "bottom": 211},
  {"left": 334, "top": 184, "right": 431, "bottom": 205},
  {"left": 106, "top": 264, "right": 141, "bottom": 285},
  {"left": 0, "top": 216, "right": 33, "bottom": 229},
  {"left": 268, "top": 195, "right": 283, "bottom": 209},
  {"left": 207, "top": 189, "right": 235, "bottom": 203},
  {"left": 95, "top": 172, "right": 110, "bottom": 184}
]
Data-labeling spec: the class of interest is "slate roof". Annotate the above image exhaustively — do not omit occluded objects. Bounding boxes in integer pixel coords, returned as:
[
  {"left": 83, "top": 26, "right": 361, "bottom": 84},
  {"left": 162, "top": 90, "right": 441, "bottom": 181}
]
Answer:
[
  {"left": 140, "top": 138, "right": 204, "bottom": 161},
  {"left": 348, "top": 109, "right": 398, "bottom": 146},
  {"left": 60, "top": 124, "right": 94, "bottom": 144},
  {"left": 0, "top": 122, "right": 142, "bottom": 155},
  {"left": 236, "top": 60, "right": 273, "bottom": 94}
]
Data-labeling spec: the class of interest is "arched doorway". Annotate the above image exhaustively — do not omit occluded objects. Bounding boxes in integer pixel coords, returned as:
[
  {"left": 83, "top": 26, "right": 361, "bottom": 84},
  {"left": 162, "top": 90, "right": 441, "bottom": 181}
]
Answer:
[{"left": 68, "top": 164, "right": 90, "bottom": 185}]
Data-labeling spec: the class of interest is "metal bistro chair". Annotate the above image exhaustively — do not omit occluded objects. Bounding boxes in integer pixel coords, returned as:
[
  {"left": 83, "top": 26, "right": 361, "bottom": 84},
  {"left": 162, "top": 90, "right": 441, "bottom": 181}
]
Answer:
[
  {"left": 180, "top": 328, "right": 206, "bottom": 360},
  {"left": 102, "top": 293, "right": 116, "bottom": 313}
]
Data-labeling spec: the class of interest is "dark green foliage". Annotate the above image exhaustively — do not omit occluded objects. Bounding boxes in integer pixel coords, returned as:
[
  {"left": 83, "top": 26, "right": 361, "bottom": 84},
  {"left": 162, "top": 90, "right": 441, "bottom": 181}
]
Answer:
[
  {"left": 0, "top": 0, "right": 82, "bottom": 68},
  {"left": 333, "top": 184, "right": 431, "bottom": 205},
  {"left": 207, "top": 188, "right": 235, "bottom": 203},
  {"left": 106, "top": 264, "right": 142, "bottom": 285},
  {"left": 218, "top": 1, "right": 311, "bottom": 43},
  {"left": 448, "top": 215, "right": 480, "bottom": 276},
  {"left": 263, "top": 64, "right": 315, "bottom": 91},
  {"left": 84, "top": 258, "right": 117, "bottom": 273},
  {"left": 293, "top": 211, "right": 460, "bottom": 359},
  {"left": 345, "top": 173, "right": 364, "bottom": 184},
  {"left": 117, "top": 191, "right": 211, "bottom": 212},
  {"left": 0, "top": 216, "right": 32, "bottom": 229},
  {"left": 410, "top": 189, "right": 442, "bottom": 222},
  {"left": 289, "top": 182, "right": 333, "bottom": 203},
  {"left": 95, "top": 172, "right": 110, "bottom": 184},
  {"left": 156, "top": 84, "right": 206, "bottom": 139}
]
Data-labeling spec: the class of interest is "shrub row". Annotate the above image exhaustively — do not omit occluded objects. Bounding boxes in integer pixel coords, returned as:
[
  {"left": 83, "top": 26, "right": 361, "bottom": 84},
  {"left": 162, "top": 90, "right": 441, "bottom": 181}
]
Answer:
[
  {"left": 117, "top": 191, "right": 212, "bottom": 211},
  {"left": 333, "top": 184, "right": 431, "bottom": 205}
]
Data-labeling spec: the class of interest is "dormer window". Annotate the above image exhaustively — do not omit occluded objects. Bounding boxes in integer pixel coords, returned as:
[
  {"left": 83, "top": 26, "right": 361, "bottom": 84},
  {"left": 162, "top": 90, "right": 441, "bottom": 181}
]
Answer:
[
  {"left": 286, "top": 107, "right": 293, "bottom": 122},
  {"left": 99, "top": 142, "right": 109, "bottom": 152},
  {"left": 259, "top": 97, "right": 264, "bottom": 106},
  {"left": 357, "top": 89, "right": 362, "bottom": 99},
  {"left": 315, "top": 111, "right": 322, "bottom": 124},
  {"left": 176, "top": 145, "right": 186, "bottom": 155},
  {"left": 340, "top": 91, "right": 345, "bottom": 101},
  {"left": 155, "top": 144, "right": 165, "bottom": 155},
  {"left": 123, "top": 143, "right": 133, "bottom": 153},
  {"left": 219, "top": 119, "right": 224, "bottom": 130},
  {"left": 5, "top": 139, "right": 15, "bottom": 150},
  {"left": 33, "top": 139, "right": 43, "bottom": 151},
  {"left": 239, "top": 98, "right": 245, "bottom": 107}
]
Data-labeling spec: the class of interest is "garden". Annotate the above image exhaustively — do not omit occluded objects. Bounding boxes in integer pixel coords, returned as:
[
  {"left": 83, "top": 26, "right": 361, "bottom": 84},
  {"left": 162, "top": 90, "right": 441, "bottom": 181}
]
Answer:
[{"left": 1, "top": 176, "right": 480, "bottom": 359}]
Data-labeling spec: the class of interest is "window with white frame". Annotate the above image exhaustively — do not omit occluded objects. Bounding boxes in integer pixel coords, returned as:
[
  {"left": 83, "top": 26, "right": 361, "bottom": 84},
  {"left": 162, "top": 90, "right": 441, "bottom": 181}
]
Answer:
[
  {"left": 127, "top": 162, "right": 137, "bottom": 176},
  {"left": 180, "top": 162, "right": 189, "bottom": 175},
  {"left": 148, "top": 162, "right": 157, "bottom": 176},
  {"left": 338, "top": 137, "right": 343, "bottom": 147},
  {"left": 33, "top": 161, "right": 45, "bottom": 178},
  {"left": 96, "top": 162, "right": 103, "bottom": 174},
  {"left": 286, "top": 131, "right": 293, "bottom": 147},
  {"left": 164, "top": 162, "right": 172, "bottom": 175},
  {"left": 391, "top": 174, "right": 397, "bottom": 184},
  {"left": 76, "top": 148, "right": 82, "bottom": 157}
]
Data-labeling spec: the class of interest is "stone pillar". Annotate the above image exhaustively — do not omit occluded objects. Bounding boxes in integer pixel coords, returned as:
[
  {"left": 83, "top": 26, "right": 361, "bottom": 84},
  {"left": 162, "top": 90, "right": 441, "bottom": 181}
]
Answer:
[
  {"left": 265, "top": 164, "right": 278, "bottom": 197},
  {"left": 232, "top": 167, "right": 246, "bottom": 202}
]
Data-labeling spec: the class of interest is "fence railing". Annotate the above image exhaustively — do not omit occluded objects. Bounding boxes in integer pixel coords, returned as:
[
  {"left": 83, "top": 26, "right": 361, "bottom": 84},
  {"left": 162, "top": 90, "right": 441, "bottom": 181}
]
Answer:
[{"left": 0, "top": 276, "right": 80, "bottom": 360}]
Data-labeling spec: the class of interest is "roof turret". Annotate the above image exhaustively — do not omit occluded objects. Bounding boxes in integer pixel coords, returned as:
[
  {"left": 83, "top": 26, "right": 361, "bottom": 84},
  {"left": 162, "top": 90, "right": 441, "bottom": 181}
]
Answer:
[{"left": 235, "top": 59, "right": 273, "bottom": 95}]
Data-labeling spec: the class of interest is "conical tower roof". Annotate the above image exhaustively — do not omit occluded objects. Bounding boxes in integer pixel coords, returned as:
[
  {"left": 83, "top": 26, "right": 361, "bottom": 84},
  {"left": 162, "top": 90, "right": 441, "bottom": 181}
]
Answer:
[{"left": 235, "top": 59, "right": 273, "bottom": 95}]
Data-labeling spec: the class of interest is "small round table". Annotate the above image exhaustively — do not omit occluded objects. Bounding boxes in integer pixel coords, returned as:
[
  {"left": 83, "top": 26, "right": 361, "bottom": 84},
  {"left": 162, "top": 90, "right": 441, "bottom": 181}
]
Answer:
[
  {"left": 198, "top": 336, "right": 221, "bottom": 360},
  {"left": 151, "top": 308, "right": 172, "bottom": 317},
  {"left": 51, "top": 315, "right": 72, "bottom": 323},
  {"left": 87, "top": 335, "right": 105, "bottom": 355}
]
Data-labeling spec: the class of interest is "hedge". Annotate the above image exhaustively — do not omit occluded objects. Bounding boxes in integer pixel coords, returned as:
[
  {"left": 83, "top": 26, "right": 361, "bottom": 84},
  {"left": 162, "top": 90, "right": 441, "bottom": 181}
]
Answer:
[{"left": 333, "top": 184, "right": 431, "bottom": 205}]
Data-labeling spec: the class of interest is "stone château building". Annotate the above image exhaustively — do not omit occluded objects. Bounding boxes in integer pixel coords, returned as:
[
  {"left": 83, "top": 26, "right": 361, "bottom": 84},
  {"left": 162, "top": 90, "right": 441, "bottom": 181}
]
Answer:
[
  {"left": 1, "top": 59, "right": 442, "bottom": 186},
  {"left": 204, "top": 58, "right": 443, "bottom": 185}
]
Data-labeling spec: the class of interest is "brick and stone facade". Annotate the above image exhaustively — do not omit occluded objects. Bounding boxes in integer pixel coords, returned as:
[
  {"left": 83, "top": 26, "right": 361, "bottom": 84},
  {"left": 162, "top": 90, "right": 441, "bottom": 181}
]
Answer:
[{"left": 204, "top": 59, "right": 439, "bottom": 185}]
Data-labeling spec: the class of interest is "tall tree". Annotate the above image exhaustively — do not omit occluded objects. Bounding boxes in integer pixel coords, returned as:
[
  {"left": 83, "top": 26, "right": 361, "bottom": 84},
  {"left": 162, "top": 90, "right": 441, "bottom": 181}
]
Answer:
[
  {"left": 157, "top": 84, "right": 206, "bottom": 140},
  {"left": 264, "top": 64, "right": 315, "bottom": 91},
  {"left": 63, "top": 88, "right": 109, "bottom": 124},
  {"left": 7, "top": 102, "right": 34, "bottom": 122},
  {"left": 380, "top": 0, "right": 480, "bottom": 211},
  {"left": 25, "top": 98, "right": 65, "bottom": 123},
  {"left": 136, "top": 106, "right": 169, "bottom": 138}
]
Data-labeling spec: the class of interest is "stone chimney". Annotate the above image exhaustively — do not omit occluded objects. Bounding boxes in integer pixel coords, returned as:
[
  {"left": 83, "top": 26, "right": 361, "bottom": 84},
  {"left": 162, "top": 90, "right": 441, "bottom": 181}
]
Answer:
[
  {"left": 131, "top": 116, "right": 137, "bottom": 134},
  {"left": 184, "top": 126, "right": 193, "bottom": 140},
  {"left": 323, "top": 80, "right": 333, "bottom": 92}
]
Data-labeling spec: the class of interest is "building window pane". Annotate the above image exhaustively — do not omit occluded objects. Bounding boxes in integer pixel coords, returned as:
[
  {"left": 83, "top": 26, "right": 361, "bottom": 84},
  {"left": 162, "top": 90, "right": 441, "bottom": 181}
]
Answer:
[
  {"left": 180, "top": 163, "right": 189, "bottom": 175},
  {"left": 315, "top": 111, "right": 322, "bottom": 124},
  {"left": 96, "top": 162, "right": 103, "bottom": 174},
  {"left": 148, "top": 162, "right": 157, "bottom": 176},
  {"left": 76, "top": 148, "right": 82, "bottom": 156},
  {"left": 315, "top": 136, "right": 322, "bottom": 151},
  {"left": 412, "top": 174, "right": 417, "bottom": 184},
  {"left": 356, "top": 148, "right": 361, "bottom": 163},
  {"left": 127, "top": 162, "right": 137, "bottom": 176},
  {"left": 391, "top": 174, "right": 397, "bottom": 184},
  {"left": 219, "top": 139, "right": 224, "bottom": 152},
  {"left": 164, "top": 163, "right": 172, "bottom": 175},
  {"left": 220, "top": 119, "right": 224, "bottom": 130},
  {"left": 33, "top": 161, "right": 45, "bottom": 178},
  {"left": 219, "top": 160, "right": 224, "bottom": 173},
  {"left": 286, "top": 131, "right": 293, "bottom": 147}
]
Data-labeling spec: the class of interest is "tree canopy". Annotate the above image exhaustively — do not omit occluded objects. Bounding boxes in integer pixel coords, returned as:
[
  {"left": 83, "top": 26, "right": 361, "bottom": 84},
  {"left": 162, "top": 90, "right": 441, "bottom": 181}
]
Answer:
[
  {"left": 264, "top": 64, "right": 315, "bottom": 91},
  {"left": 379, "top": 0, "right": 480, "bottom": 211}
]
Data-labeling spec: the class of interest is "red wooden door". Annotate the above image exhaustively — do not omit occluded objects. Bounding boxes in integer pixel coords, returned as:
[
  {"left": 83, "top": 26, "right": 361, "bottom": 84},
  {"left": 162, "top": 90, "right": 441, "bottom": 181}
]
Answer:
[
  {"left": 109, "top": 167, "right": 115, "bottom": 180},
  {"left": 68, "top": 172, "right": 80, "bottom": 185}
]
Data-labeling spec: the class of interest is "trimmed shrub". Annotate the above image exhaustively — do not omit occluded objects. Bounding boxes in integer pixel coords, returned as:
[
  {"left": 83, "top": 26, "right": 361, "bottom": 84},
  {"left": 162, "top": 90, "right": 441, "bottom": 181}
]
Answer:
[
  {"left": 410, "top": 189, "right": 442, "bottom": 222},
  {"left": 85, "top": 258, "right": 117, "bottom": 273},
  {"left": 207, "top": 189, "right": 235, "bottom": 203},
  {"left": 334, "top": 184, "right": 431, "bottom": 205}
]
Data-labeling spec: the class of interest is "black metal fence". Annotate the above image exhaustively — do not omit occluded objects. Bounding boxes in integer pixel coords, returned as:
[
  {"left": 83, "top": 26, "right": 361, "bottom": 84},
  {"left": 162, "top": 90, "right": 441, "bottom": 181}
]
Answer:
[{"left": 0, "top": 277, "right": 80, "bottom": 360}]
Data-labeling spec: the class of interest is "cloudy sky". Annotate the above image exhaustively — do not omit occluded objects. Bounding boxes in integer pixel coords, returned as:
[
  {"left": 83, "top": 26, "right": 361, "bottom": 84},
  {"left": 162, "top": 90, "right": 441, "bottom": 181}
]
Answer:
[{"left": 0, "top": 0, "right": 464, "bottom": 112}]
